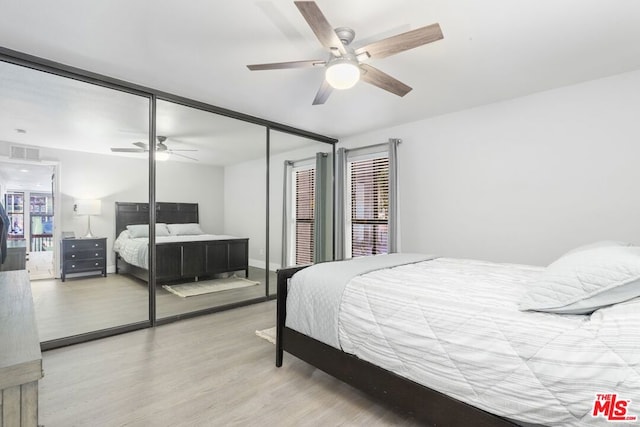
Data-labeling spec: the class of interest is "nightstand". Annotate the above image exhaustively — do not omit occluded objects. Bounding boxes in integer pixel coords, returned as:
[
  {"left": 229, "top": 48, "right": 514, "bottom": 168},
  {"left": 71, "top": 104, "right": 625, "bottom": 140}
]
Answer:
[{"left": 61, "top": 237, "right": 107, "bottom": 282}]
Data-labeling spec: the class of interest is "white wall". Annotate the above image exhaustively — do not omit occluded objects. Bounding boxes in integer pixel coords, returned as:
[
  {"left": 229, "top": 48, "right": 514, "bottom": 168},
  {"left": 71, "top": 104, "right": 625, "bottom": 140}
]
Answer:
[
  {"left": 156, "top": 161, "right": 224, "bottom": 234},
  {"left": 224, "top": 156, "right": 266, "bottom": 268},
  {"left": 340, "top": 69, "right": 640, "bottom": 266}
]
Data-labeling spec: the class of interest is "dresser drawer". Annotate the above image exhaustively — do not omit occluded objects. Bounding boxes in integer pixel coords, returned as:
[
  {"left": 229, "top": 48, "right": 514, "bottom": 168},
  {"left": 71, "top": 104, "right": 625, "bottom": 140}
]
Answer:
[
  {"left": 63, "top": 239, "right": 105, "bottom": 251},
  {"left": 64, "top": 259, "right": 105, "bottom": 273},
  {"left": 64, "top": 248, "right": 105, "bottom": 261}
]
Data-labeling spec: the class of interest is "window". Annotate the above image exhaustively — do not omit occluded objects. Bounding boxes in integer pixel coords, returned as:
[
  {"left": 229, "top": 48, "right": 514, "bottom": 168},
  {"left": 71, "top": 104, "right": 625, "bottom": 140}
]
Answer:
[
  {"left": 347, "top": 154, "right": 389, "bottom": 257},
  {"left": 294, "top": 166, "right": 315, "bottom": 265}
]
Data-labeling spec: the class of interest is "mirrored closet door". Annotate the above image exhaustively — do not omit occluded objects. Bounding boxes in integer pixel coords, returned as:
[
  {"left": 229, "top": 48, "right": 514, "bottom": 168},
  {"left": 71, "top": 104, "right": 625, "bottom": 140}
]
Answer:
[
  {"left": 154, "top": 99, "right": 268, "bottom": 320},
  {"left": 0, "top": 59, "right": 151, "bottom": 344}
]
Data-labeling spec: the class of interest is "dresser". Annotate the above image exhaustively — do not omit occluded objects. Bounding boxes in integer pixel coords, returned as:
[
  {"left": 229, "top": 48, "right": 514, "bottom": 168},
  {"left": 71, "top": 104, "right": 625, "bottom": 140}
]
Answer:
[
  {"left": 0, "top": 270, "right": 43, "bottom": 427},
  {"left": 61, "top": 237, "right": 107, "bottom": 282}
]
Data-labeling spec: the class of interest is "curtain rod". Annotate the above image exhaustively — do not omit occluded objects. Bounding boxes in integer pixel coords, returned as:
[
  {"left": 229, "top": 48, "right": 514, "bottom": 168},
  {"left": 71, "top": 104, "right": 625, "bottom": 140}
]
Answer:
[
  {"left": 343, "top": 138, "right": 401, "bottom": 153},
  {"left": 285, "top": 152, "right": 328, "bottom": 166}
]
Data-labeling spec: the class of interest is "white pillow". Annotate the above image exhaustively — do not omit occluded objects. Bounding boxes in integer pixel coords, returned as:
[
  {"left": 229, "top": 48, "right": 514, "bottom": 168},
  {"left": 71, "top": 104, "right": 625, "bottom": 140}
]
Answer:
[
  {"left": 167, "top": 223, "right": 204, "bottom": 236},
  {"left": 520, "top": 245, "right": 640, "bottom": 314},
  {"left": 126, "top": 223, "right": 170, "bottom": 238},
  {"left": 562, "top": 240, "right": 632, "bottom": 257}
]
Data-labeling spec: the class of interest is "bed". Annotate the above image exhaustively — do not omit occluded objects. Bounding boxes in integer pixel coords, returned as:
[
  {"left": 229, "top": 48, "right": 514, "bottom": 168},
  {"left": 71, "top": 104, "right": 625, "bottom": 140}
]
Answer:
[
  {"left": 114, "top": 202, "right": 249, "bottom": 283},
  {"left": 276, "top": 245, "right": 640, "bottom": 426}
]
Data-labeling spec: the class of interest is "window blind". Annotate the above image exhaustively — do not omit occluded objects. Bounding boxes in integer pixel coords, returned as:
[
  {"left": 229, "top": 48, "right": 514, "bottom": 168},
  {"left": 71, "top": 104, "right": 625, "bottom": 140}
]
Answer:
[
  {"left": 349, "top": 156, "right": 389, "bottom": 257},
  {"left": 295, "top": 168, "right": 315, "bottom": 265}
]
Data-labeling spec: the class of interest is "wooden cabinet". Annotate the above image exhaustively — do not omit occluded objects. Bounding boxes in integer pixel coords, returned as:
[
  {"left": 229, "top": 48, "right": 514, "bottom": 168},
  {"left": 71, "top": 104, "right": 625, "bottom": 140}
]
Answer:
[
  {"left": 0, "top": 239, "right": 27, "bottom": 271},
  {"left": 0, "top": 270, "right": 43, "bottom": 427},
  {"left": 61, "top": 237, "right": 107, "bottom": 282}
]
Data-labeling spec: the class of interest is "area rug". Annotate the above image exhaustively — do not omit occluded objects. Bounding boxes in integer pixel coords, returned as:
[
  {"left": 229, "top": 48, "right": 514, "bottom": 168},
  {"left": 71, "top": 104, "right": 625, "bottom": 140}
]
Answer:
[
  {"left": 255, "top": 327, "right": 276, "bottom": 344},
  {"left": 162, "top": 277, "right": 260, "bottom": 297}
]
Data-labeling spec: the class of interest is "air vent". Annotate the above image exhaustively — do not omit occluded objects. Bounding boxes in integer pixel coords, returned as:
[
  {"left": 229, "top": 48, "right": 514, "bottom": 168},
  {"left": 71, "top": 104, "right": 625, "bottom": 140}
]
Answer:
[{"left": 10, "top": 145, "right": 40, "bottom": 161}]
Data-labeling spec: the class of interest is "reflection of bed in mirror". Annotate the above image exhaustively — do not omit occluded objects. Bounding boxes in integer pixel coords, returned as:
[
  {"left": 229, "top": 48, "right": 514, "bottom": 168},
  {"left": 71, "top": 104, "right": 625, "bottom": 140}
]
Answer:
[{"left": 114, "top": 202, "right": 249, "bottom": 283}]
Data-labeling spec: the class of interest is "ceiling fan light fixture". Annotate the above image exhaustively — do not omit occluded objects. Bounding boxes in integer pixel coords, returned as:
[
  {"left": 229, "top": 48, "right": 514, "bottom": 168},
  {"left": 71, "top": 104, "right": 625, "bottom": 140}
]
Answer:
[
  {"left": 325, "top": 58, "right": 360, "bottom": 90},
  {"left": 156, "top": 151, "right": 170, "bottom": 161}
]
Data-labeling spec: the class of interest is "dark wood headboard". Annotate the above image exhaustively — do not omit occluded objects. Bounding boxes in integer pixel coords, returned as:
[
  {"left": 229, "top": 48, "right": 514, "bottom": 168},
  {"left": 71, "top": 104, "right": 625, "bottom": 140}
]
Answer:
[{"left": 115, "top": 202, "right": 199, "bottom": 237}]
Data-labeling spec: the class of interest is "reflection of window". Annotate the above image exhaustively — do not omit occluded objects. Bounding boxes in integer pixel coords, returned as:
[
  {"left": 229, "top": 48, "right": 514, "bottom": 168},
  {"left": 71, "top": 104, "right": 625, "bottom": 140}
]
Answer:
[
  {"left": 30, "top": 193, "right": 54, "bottom": 252},
  {"left": 348, "top": 154, "right": 389, "bottom": 257},
  {"left": 5, "top": 191, "right": 25, "bottom": 239},
  {"left": 294, "top": 167, "right": 315, "bottom": 265}
]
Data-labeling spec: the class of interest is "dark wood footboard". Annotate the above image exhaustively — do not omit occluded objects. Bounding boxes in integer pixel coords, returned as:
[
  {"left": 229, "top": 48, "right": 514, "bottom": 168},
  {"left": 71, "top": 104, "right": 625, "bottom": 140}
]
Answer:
[
  {"left": 276, "top": 264, "right": 310, "bottom": 367},
  {"left": 115, "top": 238, "right": 250, "bottom": 285},
  {"left": 275, "top": 266, "right": 518, "bottom": 427}
]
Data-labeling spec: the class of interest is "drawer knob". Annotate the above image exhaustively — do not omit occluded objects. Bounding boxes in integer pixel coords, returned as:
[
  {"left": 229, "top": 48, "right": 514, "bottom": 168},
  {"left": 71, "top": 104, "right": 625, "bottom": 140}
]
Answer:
[
  {"left": 71, "top": 254, "right": 75, "bottom": 258},
  {"left": 71, "top": 264, "right": 75, "bottom": 268},
  {"left": 71, "top": 244, "right": 76, "bottom": 248},
  {"left": 95, "top": 244, "right": 99, "bottom": 247},
  {"left": 95, "top": 262, "right": 99, "bottom": 266},
  {"left": 95, "top": 253, "right": 99, "bottom": 256}
]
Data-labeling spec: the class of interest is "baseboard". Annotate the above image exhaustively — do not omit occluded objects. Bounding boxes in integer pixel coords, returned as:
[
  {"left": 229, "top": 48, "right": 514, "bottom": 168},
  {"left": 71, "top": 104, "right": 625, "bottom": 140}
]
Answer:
[{"left": 249, "top": 258, "right": 281, "bottom": 272}]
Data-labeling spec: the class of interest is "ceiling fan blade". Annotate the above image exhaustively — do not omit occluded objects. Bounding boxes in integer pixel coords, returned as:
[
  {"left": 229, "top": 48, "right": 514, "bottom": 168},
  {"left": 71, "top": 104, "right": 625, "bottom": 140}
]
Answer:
[
  {"left": 247, "top": 60, "right": 326, "bottom": 71},
  {"left": 312, "top": 79, "right": 333, "bottom": 105},
  {"left": 360, "top": 64, "right": 412, "bottom": 97},
  {"left": 110, "top": 148, "right": 146, "bottom": 153},
  {"left": 355, "top": 23, "right": 443, "bottom": 60},
  {"left": 169, "top": 152, "right": 199, "bottom": 161},
  {"left": 133, "top": 141, "right": 149, "bottom": 149},
  {"left": 167, "top": 149, "right": 198, "bottom": 152},
  {"left": 294, "top": 1, "right": 347, "bottom": 56}
]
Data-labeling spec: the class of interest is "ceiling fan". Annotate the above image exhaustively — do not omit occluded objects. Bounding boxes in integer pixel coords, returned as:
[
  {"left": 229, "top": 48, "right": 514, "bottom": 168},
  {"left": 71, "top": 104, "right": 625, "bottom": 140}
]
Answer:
[
  {"left": 110, "top": 136, "right": 198, "bottom": 161},
  {"left": 247, "top": 1, "right": 443, "bottom": 105}
]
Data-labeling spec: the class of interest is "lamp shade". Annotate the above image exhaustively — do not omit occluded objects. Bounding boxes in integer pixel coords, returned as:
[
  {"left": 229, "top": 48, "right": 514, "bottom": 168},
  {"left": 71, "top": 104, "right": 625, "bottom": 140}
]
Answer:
[{"left": 74, "top": 199, "right": 101, "bottom": 216}]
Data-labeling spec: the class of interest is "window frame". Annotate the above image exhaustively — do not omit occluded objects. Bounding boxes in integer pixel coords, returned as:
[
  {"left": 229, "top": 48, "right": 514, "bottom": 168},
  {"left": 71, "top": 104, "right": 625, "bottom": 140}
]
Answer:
[
  {"left": 345, "top": 149, "right": 390, "bottom": 258},
  {"left": 286, "top": 159, "right": 316, "bottom": 266}
]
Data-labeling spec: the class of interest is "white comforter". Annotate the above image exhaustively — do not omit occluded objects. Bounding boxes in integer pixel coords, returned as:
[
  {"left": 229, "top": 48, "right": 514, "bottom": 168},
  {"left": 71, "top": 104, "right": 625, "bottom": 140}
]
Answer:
[
  {"left": 114, "top": 233, "right": 242, "bottom": 269},
  {"left": 286, "top": 256, "right": 640, "bottom": 426}
]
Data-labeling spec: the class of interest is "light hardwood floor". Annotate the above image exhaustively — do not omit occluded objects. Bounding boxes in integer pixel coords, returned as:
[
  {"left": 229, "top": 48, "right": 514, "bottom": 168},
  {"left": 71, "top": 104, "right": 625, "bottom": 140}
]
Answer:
[
  {"left": 40, "top": 300, "right": 419, "bottom": 426},
  {"left": 31, "top": 267, "right": 277, "bottom": 342}
]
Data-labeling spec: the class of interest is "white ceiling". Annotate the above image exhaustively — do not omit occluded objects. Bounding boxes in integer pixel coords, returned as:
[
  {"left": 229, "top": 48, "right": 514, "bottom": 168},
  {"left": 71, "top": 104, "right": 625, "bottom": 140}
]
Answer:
[
  {"left": 1, "top": 0, "right": 640, "bottom": 142},
  {"left": 0, "top": 161, "right": 53, "bottom": 191},
  {"left": 0, "top": 60, "right": 322, "bottom": 171}
]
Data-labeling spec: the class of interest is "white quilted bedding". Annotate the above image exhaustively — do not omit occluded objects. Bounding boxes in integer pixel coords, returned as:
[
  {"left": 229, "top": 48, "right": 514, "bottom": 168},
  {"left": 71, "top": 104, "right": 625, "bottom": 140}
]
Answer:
[{"left": 289, "top": 256, "right": 640, "bottom": 426}]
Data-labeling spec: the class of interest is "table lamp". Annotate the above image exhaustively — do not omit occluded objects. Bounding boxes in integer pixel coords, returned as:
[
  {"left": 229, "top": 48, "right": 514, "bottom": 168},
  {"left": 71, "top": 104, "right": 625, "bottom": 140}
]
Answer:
[{"left": 74, "top": 199, "right": 101, "bottom": 238}]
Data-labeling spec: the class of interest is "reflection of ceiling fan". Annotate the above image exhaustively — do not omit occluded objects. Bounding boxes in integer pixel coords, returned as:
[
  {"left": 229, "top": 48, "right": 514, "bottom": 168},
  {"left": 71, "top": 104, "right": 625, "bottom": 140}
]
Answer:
[
  {"left": 247, "top": 1, "right": 443, "bottom": 105},
  {"left": 110, "top": 136, "right": 198, "bottom": 161}
]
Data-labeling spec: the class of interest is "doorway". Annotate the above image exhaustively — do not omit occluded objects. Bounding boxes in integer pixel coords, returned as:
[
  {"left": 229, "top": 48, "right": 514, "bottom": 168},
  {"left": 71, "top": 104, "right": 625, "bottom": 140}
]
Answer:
[{"left": 0, "top": 160, "right": 58, "bottom": 280}]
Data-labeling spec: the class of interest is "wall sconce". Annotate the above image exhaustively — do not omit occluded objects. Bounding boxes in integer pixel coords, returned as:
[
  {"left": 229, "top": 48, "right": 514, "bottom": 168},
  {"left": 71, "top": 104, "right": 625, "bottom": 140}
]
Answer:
[{"left": 74, "top": 199, "right": 101, "bottom": 238}]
